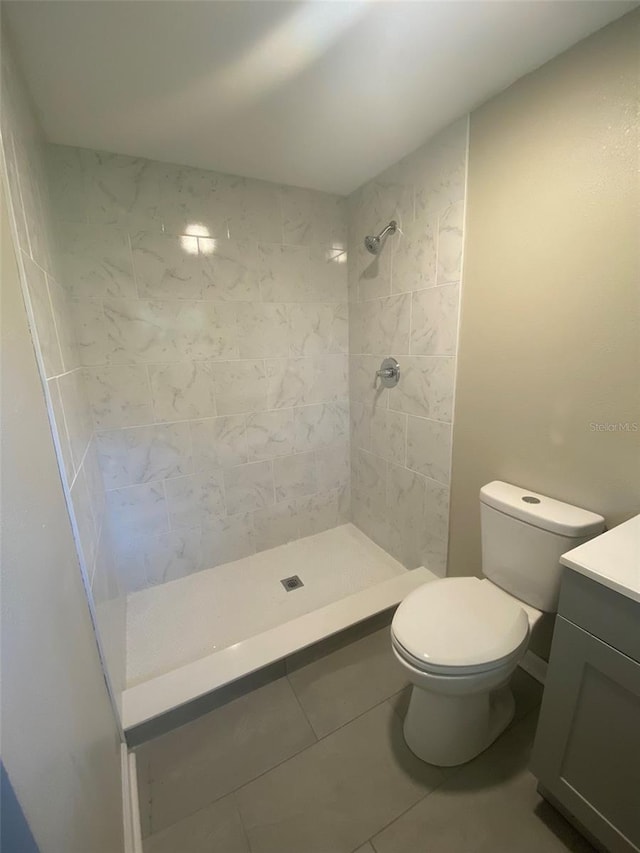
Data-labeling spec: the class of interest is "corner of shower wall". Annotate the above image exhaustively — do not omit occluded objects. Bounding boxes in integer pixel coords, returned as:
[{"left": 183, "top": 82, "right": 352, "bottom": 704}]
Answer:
[
  {"left": 347, "top": 115, "right": 470, "bottom": 578},
  {"left": 0, "top": 27, "right": 126, "bottom": 716}
]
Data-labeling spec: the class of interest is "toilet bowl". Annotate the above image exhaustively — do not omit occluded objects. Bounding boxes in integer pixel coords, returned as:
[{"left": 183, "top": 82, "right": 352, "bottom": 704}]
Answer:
[
  {"left": 391, "top": 481, "right": 605, "bottom": 767},
  {"left": 391, "top": 576, "right": 539, "bottom": 766}
]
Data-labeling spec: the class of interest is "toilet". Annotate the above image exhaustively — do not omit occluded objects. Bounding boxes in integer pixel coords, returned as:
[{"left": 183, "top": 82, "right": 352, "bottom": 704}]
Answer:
[{"left": 391, "top": 481, "right": 605, "bottom": 767}]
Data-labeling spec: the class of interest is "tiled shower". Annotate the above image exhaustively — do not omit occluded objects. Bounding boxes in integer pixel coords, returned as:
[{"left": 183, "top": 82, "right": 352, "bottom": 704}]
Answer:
[
  {"left": 50, "top": 147, "right": 352, "bottom": 592},
  {"left": 2, "top": 23, "right": 467, "bottom": 713}
]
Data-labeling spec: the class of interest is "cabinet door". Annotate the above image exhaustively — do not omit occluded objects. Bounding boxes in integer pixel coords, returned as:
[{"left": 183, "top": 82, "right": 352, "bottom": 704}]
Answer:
[{"left": 531, "top": 616, "right": 640, "bottom": 853}]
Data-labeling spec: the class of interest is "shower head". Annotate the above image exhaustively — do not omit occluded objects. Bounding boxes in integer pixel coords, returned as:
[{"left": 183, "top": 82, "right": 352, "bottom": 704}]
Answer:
[{"left": 364, "top": 220, "right": 397, "bottom": 255}]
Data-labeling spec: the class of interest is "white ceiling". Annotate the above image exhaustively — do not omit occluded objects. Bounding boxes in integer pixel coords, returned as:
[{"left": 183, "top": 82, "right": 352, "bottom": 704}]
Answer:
[{"left": 5, "top": 0, "right": 637, "bottom": 195}]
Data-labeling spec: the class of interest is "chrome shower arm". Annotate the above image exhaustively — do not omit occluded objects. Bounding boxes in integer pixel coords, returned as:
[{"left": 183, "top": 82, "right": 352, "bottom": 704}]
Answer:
[{"left": 377, "top": 221, "right": 397, "bottom": 241}]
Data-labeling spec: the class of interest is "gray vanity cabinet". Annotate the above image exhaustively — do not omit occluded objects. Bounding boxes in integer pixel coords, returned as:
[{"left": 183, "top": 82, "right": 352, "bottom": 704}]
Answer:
[{"left": 531, "top": 571, "right": 640, "bottom": 853}]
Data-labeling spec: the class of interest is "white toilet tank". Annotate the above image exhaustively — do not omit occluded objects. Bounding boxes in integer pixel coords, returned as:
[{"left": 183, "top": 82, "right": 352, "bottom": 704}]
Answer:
[{"left": 480, "top": 481, "right": 605, "bottom": 612}]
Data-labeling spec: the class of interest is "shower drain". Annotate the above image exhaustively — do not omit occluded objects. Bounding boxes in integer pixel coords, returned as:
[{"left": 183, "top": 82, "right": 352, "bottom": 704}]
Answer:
[{"left": 280, "top": 575, "right": 304, "bottom": 591}]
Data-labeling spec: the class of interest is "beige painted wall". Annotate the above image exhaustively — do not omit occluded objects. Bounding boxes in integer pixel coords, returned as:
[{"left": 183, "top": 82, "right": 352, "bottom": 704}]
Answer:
[{"left": 449, "top": 9, "right": 640, "bottom": 580}]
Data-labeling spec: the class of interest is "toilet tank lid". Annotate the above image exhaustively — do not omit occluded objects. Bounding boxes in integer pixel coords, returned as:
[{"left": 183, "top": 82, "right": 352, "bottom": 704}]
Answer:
[{"left": 480, "top": 481, "right": 605, "bottom": 538}]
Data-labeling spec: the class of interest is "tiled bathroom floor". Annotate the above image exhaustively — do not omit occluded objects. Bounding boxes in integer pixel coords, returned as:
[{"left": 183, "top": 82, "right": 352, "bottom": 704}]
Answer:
[{"left": 135, "top": 626, "right": 596, "bottom": 853}]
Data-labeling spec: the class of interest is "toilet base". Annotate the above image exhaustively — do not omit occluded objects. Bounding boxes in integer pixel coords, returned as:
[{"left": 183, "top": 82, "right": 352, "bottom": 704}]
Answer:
[{"left": 403, "top": 682, "right": 515, "bottom": 767}]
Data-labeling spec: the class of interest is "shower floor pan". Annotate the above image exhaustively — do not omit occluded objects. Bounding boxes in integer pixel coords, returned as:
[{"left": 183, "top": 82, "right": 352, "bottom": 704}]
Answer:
[{"left": 122, "top": 523, "right": 437, "bottom": 732}]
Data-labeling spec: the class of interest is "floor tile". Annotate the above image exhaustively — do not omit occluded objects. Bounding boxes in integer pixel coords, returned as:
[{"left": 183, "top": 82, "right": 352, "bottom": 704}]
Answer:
[
  {"left": 371, "top": 713, "right": 596, "bottom": 853},
  {"left": 236, "top": 700, "right": 445, "bottom": 853},
  {"left": 141, "top": 677, "right": 316, "bottom": 835},
  {"left": 288, "top": 627, "right": 408, "bottom": 737},
  {"left": 143, "top": 794, "right": 249, "bottom": 853}
]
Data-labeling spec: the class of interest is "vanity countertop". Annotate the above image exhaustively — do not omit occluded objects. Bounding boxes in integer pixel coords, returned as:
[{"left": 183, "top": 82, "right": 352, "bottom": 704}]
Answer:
[{"left": 560, "top": 513, "right": 640, "bottom": 604}]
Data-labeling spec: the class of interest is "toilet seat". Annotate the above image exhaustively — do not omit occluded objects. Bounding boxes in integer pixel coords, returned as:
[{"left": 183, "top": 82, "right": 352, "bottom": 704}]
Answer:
[{"left": 391, "top": 577, "right": 530, "bottom": 675}]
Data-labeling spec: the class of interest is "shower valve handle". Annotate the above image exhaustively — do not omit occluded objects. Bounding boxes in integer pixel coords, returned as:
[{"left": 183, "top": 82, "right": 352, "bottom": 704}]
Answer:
[{"left": 375, "top": 357, "right": 400, "bottom": 388}]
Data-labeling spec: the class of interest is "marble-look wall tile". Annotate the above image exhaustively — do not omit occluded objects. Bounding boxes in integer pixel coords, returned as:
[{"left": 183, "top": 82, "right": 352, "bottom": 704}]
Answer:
[
  {"left": 225, "top": 176, "right": 282, "bottom": 244},
  {"left": 57, "top": 368, "right": 94, "bottom": 473},
  {"left": 236, "top": 303, "right": 290, "bottom": 358},
  {"left": 211, "top": 360, "right": 267, "bottom": 415},
  {"left": 3, "top": 131, "right": 32, "bottom": 255},
  {"left": 190, "top": 415, "right": 247, "bottom": 470},
  {"left": 352, "top": 241, "right": 391, "bottom": 302},
  {"left": 350, "top": 293, "right": 410, "bottom": 355},
  {"left": 143, "top": 529, "right": 203, "bottom": 586},
  {"left": 45, "top": 143, "right": 351, "bottom": 593},
  {"left": 258, "top": 244, "right": 314, "bottom": 302},
  {"left": 223, "top": 460, "right": 275, "bottom": 515},
  {"left": 148, "top": 361, "right": 216, "bottom": 422},
  {"left": 289, "top": 302, "right": 348, "bottom": 356},
  {"left": 85, "top": 364, "right": 154, "bottom": 429},
  {"left": 83, "top": 437, "right": 107, "bottom": 523},
  {"left": 437, "top": 200, "right": 465, "bottom": 285},
  {"left": 70, "top": 298, "right": 108, "bottom": 365},
  {"left": 388, "top": 356, "right": 455, "bottom": 421},
  {"left": 246, "top": 409, "right": 295, "bottom": 461},
  {"left": 81, "top": 149, "right": 162, "bottom": 228},
  {"left": 370, "top": 408, "right": 407, "bottom": 466},
  {"left": 58, "top": 222, "right": 136, "bottom": 299},
  {"left": 252, "top": 500, "right": 299, "bottom": 551},
  {"left": 70, "top": 464, "right": 98, "bottom": 571},
  {"left": 155, "top": 163, "right": 229, "bottom": 238},
  {"left": 348, "top": 355, "right": 388, "bottom": 406},
  {"left": 349, "top": 401, "right": 371, "bottom": 453},
  {"left": 105, "top": 482, "right": 168, "bottom": 536},
  {"left": 357, "top": 181, "right": 414, "bottom": 235},
  {"left": 200, "top": 513, "right": 255, "bottom": 569},
  {"left": 45, "top": 144, "right": 86, "bottom": 223},
  {"left": 347, "top": 115, "right": 468, "bottom": 574},
  {"left": 422, "top": 479, "right": 450, "bottom": 577},
  {"left": 406, "top": 416, "right": 452, "bottom": 485},
  {"left": 21, "top": 252, "right": 62, "bottom": 377},
  {"left": 164, "top": 471, "right": 225, "bottom": 529},
  {"left": 294, "top": 402, "right": 348, "bottom": 452},
  {"left": 273, "top": 452, "right": 317, "bottom": 502},
  {"left": 316, "top": 441, "right": 350, "bottom": 493},
  {"left": 47, "top": 274, "right": 78, "bottom": 371},
  {"left": 281, "top": 186, "right": 347, "bottom": 246},
  {"left": 13, "top": 141, "right": 53, "bottom": 273},
  {"left": 103, "top": 298, "right": 238, "bottom": 364},
  {"left": 297, "top": 490, "right": 340, "bottom": 538},
  {"left": 108, "top": 524, "right": 150, "bottom": 594},
  {"left": 314, "top": 247, "right": 348, "bottom": 301},
  {"left": 410, "top": 284, "right": 459, "bottom": 356},
  {"left": 386, "top": 464, "right": 428, "bottom": 568},
  {"left": 259, "top": 244, "right": 346, "bottom": 303},
  {"left": 96, "top": 422, "right": 192, "bottom": 489},
  {"left": 91, "top": 526, "right": 127, "bottom": 693},
  {"left": 352, "top": 449, "right": 386, "bottom": 513},
  {"left": 47, "top": 377, "right": 75, "bottom": 479},
  {"left": 266, "top": 356, "right": 347, "bottom": 409},
  {"left": 131, "top": 232, "right": 202, "bottom": 300},
  {"left": 391, "top": 218, "right": 437, "bottom": 293},
  {"left": 200, "top": 238, "right": 260, "bottom": 302}
]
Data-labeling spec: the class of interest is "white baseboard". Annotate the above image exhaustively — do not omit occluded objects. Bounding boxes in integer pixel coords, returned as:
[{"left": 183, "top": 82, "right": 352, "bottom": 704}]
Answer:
[
  {"left": 121, "top": 743, "right": 143, "bottom": 853},
  {"left": 519, "top": 650, "right": 547, "bottom": 684}
]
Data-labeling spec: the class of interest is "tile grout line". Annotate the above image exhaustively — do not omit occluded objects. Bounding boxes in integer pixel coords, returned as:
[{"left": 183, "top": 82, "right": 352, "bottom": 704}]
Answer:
[
  {"left": 285, "top": 671, "right": 321, "bottom": 743},
  {"left": 367, "top": 701, "right": 546, "bottom": 852},
  {"left": 143, "top": 675, "right": 406, "bottom": 842}
]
